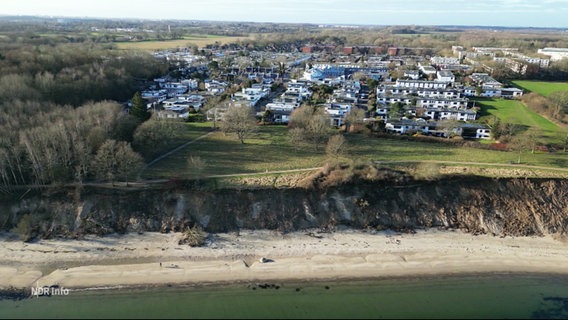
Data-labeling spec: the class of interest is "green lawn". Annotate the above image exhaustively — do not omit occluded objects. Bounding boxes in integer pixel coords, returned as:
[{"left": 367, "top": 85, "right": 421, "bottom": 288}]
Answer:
[
  {"left": 347, "top": 135, "right": 567, "bottom": 168},
  {"left": 141, "top": 124, "right": 568, "bottom": 180},
  {"left": 142, "top": 125, "right": 327, "bottom": 179},
  {"left": 512, "top": 80, "right": 568, "bottom": 97},
  {"left": 474, "top": 98, "right": 563, "bottom": 140},
  {"left": 136, "top": 122, "right": 213, "bottom": 161}
]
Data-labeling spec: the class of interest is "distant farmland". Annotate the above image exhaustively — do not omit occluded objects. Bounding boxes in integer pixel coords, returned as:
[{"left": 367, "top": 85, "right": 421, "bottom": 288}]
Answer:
[
  {"left": 512, "top": 80, "right": 568, "bottom": 97},
  {"left": 115, "top": 35, "right": 251, "bottom": 50}
]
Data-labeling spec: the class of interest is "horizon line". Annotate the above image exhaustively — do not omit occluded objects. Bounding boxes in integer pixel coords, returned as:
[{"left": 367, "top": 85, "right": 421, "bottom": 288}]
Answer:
[{"left": 1, "top": 14, "right": 567, "bottom": 30}]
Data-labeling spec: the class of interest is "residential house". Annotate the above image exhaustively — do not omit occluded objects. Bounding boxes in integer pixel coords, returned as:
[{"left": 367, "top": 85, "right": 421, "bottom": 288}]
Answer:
[
  {"left": 395, "top": 79, "right": 450, "bottom": 89},
  {"left": 157, "top": 106, "right": 190, "bottom": 119},
  {"left": 500, "top": 87, "right": 524, "bottom": 98},
  {"left": 423, "top": 108, "right": 477, "bottom": 121},
  {"left": 264, "top": 103, "right": 297, "bottom": 124},
  {"left": 204, "top": 80, "right": 227, "bottom": 95},
  {"left": 537, "top": 48, "right": 568, "bottom": 61},
  {"left": 417, "top": 97, "right": 468, "bottom": 109},
  {"left": 470, "top": 73, "right": 502, "bottom": 88},
  {"left": 324, "top": 103, "right": 352, "bottom": 127},
  {"left": 404, "top": 70, "right": 420, "bottom": 80},
  {"left": 385, "top": 119, "right": 488, "bottom": 139},
  {"left": 436, "top": 70, "right": 455, "bottom": 83},
  {"left": 418, "top": 63, "right": 437, "bottom": 76}
]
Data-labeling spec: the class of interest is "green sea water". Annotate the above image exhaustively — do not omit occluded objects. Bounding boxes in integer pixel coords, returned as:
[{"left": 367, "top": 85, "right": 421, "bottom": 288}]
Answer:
[{"left": 1, "top": 273, "right": 568, "bottom": 319}]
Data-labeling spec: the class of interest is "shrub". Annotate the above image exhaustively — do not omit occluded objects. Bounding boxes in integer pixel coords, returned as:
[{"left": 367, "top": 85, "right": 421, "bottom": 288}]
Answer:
[
  {"left": 178, "top": 225, "right": 206, "bottom": 247},
  {"left": 14, "top": 214, "right": 35, "bottom": 242}
]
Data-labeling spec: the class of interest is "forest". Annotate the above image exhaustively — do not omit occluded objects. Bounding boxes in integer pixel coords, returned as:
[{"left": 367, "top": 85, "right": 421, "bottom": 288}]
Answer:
[{"left": 0, "top": 19, "right": 169, "bottom": 188}]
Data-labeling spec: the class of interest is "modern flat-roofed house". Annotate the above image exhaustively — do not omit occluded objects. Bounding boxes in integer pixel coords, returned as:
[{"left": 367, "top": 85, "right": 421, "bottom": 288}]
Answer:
[
  {"left": 264, "top": 103, "right": 297, "bottom": 124},
  {"left": 470, "top": 73, "right": 502, "bottom": 88},
  {"left": 500, "top": 87, "right": 524, "bottom": 98},
  {"left": 537, "top": 48, "right": 568, "bottom": 61},
  {"left": 460, "top": 123, "right": 491, "bottom": 139},
  {"left": 423, "top": 108, "right": 477, "bottom": 121},
  {"left": 157, "top": 106, "right": 190, "bottom": 119},
  {"left": 417, "top": 97, "right": 469, "bottom": 109},
  {"left": 385, "top": 119, "right": 431, "bottom": 135},
  {"left": 436, "top": 70, "right": 455, "bottom": 83},
  {"left": 385, "top": 119, "right": 488, "bottom": 139},
  {"left": 404, "top": 70, "right": 420, "bottom": 80},
  {"left": 324, "top": 103, "right": 352, "bottom": 127},
  {"left": 395, "top": 79, "right": 450, "bottom": 89},
  {"left": 419, "top": 64, "right": 437, "bottom": 76},
  {"left": 204, "top": 80, "right": 227, "bottom": 95}
]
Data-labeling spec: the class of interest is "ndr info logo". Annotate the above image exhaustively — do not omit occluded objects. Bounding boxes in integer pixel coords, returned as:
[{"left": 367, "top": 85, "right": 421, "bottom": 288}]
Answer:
[{"left": 31, "top": 283, "right": 70, "bottom": 297}]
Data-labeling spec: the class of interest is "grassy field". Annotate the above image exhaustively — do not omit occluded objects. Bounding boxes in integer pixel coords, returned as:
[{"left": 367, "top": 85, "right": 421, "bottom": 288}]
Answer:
[
  {"left": 474, "top": 98, "right": 563, "bottom": 140},
  {"left": 115, "top": 35, "right": 251, "bottom": 50},
  {"left": 136, "top": 122, "right": 213, "bottom": 162},
  {"left": 142, "top": 125, "right": 327, "bottom": 179},
  {"left": 512, "top": 80, "right": 568, "bottom": 97},
  {"left": 141, "top": 124, "right": 568, "bottom": 180}
]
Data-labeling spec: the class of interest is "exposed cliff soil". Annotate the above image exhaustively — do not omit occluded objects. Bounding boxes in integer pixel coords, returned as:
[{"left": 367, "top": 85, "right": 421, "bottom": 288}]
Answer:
[{"left": 1, "top": 166, "right": 567, "bottom": 240}]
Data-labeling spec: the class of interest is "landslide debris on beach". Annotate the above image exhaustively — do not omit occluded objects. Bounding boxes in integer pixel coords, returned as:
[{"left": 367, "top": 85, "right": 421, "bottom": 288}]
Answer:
[{"left": 1, "top": 164, "right": 567, "bottom": 241}]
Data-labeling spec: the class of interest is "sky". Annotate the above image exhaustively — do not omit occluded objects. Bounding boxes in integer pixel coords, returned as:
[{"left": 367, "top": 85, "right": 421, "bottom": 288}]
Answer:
[{"left": 1, "top": 0, "right": 567, "bottom": 28}]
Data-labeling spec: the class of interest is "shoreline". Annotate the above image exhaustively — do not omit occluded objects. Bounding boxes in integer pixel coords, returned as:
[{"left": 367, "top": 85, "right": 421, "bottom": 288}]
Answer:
[{"left": 2, "top": 228, "right": 568, "bottom": 292}]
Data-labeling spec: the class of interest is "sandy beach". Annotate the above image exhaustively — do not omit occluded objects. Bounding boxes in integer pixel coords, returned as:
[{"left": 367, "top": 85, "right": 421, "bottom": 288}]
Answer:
[{"left": 2, "top": 228, "right": 568, "bottom": 290}]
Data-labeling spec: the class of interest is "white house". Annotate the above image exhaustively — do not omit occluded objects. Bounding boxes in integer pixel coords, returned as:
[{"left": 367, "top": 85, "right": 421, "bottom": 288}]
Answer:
[
  {"left": 324, "top": 103, "right": 352, "bottom": 127},
  {"left": 395, "top": 79, "right": 450, "bottom": 89},
  {"left": 436, "top": 70, "right": 455, "bottom": 83},
  {"left": 404, "top": 70, "right": 420, "bottom": 80},
  {"left": 537, "top": 48, "right": 568, "bottom": 61}
]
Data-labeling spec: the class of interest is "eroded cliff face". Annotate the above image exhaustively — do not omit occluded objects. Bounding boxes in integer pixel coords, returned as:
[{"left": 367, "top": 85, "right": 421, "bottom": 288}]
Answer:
[{"left": 1, "top": 173, "right": 567, "bottom": 240}]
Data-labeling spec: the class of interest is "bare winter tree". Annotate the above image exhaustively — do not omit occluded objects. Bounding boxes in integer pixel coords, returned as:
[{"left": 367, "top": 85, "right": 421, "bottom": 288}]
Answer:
[
  {"left": 326, "top": 134, "right": 348, "bottom": 160},
  {"left": 220, "top": 105, "right": 257, "bottom": 144},
  {"left": 288, "top": 104, "right": 334, "bottom": 150},
  {"left": 94, "top": 140, "right": 144, "bottom": 185},
  {"left": 344, "top": 107, "right": 366, "bottom": 133}
]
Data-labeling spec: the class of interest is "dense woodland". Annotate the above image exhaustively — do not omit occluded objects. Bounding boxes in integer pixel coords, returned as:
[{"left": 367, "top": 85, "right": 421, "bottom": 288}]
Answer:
[
  {"left": 1, "top": 17, "right": 568, "bottom": 189},
  {"left": 0, "top": 19, "right": 170, "bottom": 188}
]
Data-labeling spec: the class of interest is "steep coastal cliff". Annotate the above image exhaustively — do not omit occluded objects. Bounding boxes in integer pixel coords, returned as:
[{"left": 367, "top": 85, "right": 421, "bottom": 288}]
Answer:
[{"left": 1, "top": 168, "right": 567, "bottom": 240}]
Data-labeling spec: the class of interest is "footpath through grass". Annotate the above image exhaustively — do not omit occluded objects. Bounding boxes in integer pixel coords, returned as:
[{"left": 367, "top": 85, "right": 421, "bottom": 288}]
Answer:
[
  {"left": 142, "top": 124, "right": 568, "bottom": 180},
  {"left": 512, "top": 80, "right": 568, "bottom": 97}
]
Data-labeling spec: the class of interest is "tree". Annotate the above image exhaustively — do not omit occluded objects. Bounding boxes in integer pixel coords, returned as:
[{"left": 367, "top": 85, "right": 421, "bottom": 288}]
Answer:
[
  {"left": 388, "top": 102, "right": 405, "bottom": 120},
  {"left": 94, "top": 140, "right": 144, "bottom": 184},
  {"left": 220, "top": 105, "right": 257, "bottom": 144},
  {"left": 326, "top": 134, "right": 347, "bottom": 159},
  {"left": 344, "top": 107, "right": 366, "bottom": 133},
  {"left": 525, "top": 128, "right": 542, "bottom": 154},
  {"left": 548, "top": 91, "right": 568, "bottom": 121},
  {"left": 508, "top": 135, "right": 531, "bottom": 164},
  {"left": 261, "top": 109, "right": 274, "bottom": 124},
  {"left": 132, "top": 118, "right": 185, "bottom": 159},
  {"left": 187, "top": 155, "right": 207, "bottom": 179},
  {"left": 564, "top": 131, "right": 568, "bottom": 153},
  {"left": 475, "top": 86, "right": 483, "bottom": 97},
  {"left": 437, "top": 119, "right": 461, "bottom": 139},
  {"left": 288, "top": 104, "right": 333, "bottom": 150},
  {"left": 488, "top": 117, "right": 522, "bottom": 141},
  {"left": 129, "top": 91, "right": 151, "bottom": 123}
]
